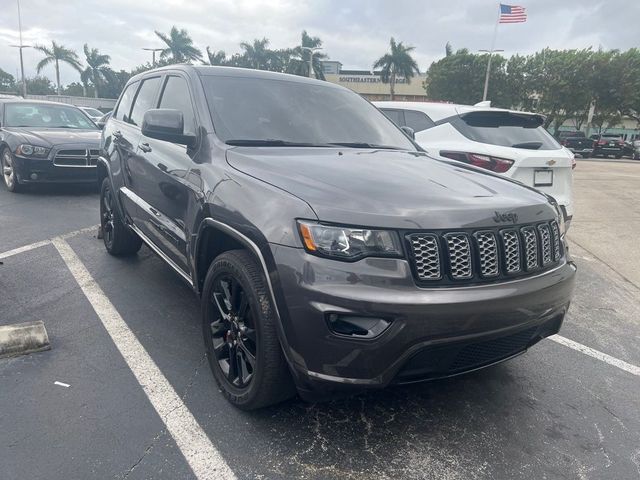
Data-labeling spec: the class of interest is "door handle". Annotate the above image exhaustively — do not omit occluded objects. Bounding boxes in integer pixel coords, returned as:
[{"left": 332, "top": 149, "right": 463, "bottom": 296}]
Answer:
[
  {"left": 113, "top": 130, "right": 123, "bottom": 139},
  {"left": 139, "top": 142, "right": 152, "bottom": 153}
]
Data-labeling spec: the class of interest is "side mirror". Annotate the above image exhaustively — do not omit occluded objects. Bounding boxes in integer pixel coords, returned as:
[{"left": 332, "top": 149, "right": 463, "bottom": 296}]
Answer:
[
  {"left": 142, "top": 109, "right": 196, "bottom": 146},
  {"left": 400, "top": 125, "right": 415, "bottom": 140}
]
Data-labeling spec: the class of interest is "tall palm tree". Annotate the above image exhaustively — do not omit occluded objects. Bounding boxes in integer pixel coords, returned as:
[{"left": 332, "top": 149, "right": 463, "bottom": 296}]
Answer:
[
  {"left": 239, "top": 38, "right": 281, "bottom": 71},
  {"left": 81, "top": 44, "right": 113, "bottom": 98},
  {"left": 206, "top": 47, "right": 227, "bottom": 66},
  {"left": 287, "top": 31, "right": 327, "bottom": 79},
  {"left": 155, "top": 26, "right": 202, "bottom": 63},
  {"left": 34, "top": 41, "right": 83, "bottom": 95},
  {"left": 373, "top": 38, "right": 420, "bottom": 100}
]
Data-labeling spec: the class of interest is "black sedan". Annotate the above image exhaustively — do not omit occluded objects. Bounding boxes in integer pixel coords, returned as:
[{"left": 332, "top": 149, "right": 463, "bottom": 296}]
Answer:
[{"left": 0, "top": 99, "right": 101, "bottom": 192}]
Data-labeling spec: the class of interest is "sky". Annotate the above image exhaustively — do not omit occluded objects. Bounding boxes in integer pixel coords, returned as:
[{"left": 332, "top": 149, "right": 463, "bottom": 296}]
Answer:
[{"left": 0, "top": 0, "right": 638, "bottom": 86}]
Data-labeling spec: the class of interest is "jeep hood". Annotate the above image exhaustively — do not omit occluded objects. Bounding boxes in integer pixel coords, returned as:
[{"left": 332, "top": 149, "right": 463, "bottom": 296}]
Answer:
[
  {"left": 4, "top": 127, "right": 100, "bottom": 148},
  {"left": 226, "top": 147, "right": 556, "bottom": 229}
]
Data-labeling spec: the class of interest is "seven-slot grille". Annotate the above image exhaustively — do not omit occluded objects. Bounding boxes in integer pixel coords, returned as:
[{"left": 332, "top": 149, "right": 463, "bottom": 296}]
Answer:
[
  {"left": 53, "top": 149, "right": 99, "bottom": 167},
  {"left": 407, "top": 220, "right": 562, "bottom": 284}
]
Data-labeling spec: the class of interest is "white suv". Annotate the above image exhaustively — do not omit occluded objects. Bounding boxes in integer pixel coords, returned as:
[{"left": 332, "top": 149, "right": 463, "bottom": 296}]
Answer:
[{"left": 375, "top": 101, "right": 575, "bottom": 224}]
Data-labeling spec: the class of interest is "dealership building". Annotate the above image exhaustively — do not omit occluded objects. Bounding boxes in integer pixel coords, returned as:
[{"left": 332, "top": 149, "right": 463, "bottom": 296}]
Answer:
[{"left": 321, "top": 61, "right": 428, "bottom": 102}]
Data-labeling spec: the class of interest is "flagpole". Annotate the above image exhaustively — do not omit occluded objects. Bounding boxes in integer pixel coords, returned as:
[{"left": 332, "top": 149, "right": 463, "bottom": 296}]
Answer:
[{"left": 482, "top": 5, "right": 501, "bottom": 102}]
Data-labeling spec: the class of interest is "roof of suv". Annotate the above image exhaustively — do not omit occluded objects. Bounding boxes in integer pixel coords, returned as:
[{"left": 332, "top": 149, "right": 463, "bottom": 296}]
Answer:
[
  {"left": 129, "top": 64, "right": 342, "bottom": 89},
  {"left": 374, "top": 101, "right": 544, "bottom": 123}
]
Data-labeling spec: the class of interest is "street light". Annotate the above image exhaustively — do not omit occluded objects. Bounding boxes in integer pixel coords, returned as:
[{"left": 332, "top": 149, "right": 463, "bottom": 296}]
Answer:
[
  {"left": 479, "top": 48, "right": 504, "bottom": 102},
  {"left": 301, "top": 46, "right": 322, "bottom": 78},
  {"left": 11, "top": 0, "right": 29, "bottom": 98},
  {"left": 142, "top": 47, "right": 164, "bottom": 66}
]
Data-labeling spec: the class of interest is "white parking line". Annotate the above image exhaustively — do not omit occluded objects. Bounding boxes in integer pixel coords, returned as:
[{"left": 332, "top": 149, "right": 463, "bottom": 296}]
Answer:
[
  {"left": 549, "top": 334, "right": 640, "bottom": 377},
  {"left": 0, "top": 225, "right": 98, "bottom": 260},
  {"left": 52, "top": 237, "right": 236, "bottom": 480}
]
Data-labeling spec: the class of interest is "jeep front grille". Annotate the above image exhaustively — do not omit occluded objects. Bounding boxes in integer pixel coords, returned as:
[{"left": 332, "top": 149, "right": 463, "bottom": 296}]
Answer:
[{"left": 407, "top": 221, "right": 563, "bottom": 285}]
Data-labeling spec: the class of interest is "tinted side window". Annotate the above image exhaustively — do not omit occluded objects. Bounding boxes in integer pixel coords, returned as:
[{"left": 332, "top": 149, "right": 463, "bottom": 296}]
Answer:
[
  {"left": 404, "top": 110, "right": 435, "bottom": 133},
  {"left": 158, "top": 76, "right": 196, "bottom": 136},
  {"left": 114, "top": 82, "right": 138, "bottom": 122},
  {"left": 380, "top": 109, "right": 404, "bottom": 127},
  {"left": 129, "top": 77, "right": 161, "bottom": 127}
]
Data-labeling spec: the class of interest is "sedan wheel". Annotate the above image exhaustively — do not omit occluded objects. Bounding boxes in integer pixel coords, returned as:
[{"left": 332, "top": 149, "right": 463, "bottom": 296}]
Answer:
[{"left": 2, "top": 148, "right": 21, "bottom": 192}]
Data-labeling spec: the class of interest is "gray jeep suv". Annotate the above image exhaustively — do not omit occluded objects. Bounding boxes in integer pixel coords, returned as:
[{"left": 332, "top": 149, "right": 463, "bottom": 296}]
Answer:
[{"left": 98, "top": 65, "right": 576, "bottom": 409}]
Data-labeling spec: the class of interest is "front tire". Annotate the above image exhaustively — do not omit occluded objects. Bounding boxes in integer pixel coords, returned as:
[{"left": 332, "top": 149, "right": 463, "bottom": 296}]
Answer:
[
  {"left": 2, "top": 147, "right": 23, "bottom": 193},
  {"left": 202, "top": 250, "right": 295, "bottom": 410},
  {"left": 100, "top": 177, "right": 142, "bottom": 256}
]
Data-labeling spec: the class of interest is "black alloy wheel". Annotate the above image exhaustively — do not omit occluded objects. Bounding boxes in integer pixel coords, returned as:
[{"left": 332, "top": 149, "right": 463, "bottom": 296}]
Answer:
[{"left": 99, "top": 177, "right": 142, "bottom": 256}]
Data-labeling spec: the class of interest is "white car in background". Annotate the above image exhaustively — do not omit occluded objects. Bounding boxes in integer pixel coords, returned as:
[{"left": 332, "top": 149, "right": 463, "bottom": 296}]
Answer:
[
  {"left": 79, "top": 106, "right": 104, "bottom": 122},
  {"left": 375, "top": 101, "right": 575, "bottom": 224}
]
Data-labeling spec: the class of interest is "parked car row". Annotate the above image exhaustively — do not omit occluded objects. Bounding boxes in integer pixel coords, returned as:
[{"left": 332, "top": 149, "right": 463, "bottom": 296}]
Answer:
[{"left": 1, "top": 66, "right": 577, "bottom": 410}]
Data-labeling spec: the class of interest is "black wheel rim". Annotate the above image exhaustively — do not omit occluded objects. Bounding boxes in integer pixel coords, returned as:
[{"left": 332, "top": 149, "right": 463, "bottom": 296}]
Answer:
[
  {"left": 208, "top": 274, "right": 257, "bottom": 389},
  {"left": 101, "top": 185, "right": 115, "bottom": 247}
]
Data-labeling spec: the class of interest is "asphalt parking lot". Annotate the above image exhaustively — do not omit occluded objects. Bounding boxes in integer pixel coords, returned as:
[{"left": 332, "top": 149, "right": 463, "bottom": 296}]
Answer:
[{"left": 1, "top": 160, "right": 639, "bottom": 480}]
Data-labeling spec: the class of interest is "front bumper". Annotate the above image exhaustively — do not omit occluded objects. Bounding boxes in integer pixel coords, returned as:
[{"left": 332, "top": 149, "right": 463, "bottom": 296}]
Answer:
[
  {"left": 569, "top": 148, "right": 593, "bottom": 155},
  {"left": 13, "top": 156, "right": 97, "bottom": 184},
  {"left": 270, "top": 244, "right": 576, "bottom": 399}
]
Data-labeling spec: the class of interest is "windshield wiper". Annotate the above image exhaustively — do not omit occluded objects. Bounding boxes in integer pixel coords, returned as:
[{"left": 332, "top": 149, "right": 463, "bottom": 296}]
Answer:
[
  {"left": 511, "top": 141, "right": 543, "bottom": 150},
  {"left": 327, "top": 142, "right": 403, "bottom": 150},
  {"left": 225, "top": 139, "right": 328, "bottom": 147}
]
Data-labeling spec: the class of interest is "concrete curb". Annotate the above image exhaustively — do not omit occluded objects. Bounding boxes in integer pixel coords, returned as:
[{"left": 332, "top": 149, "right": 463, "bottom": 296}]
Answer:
[{"left": 0, "top": 321, "right": 50, "bottom": 359}]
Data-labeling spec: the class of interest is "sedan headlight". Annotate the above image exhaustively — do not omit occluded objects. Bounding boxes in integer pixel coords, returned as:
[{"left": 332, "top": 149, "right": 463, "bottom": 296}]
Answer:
[
  {"left": 16, "top": 144, "right": 49, "bottom": 158},
  {"left": 297, "top": 221, "right": 402, "bottom": 260}
]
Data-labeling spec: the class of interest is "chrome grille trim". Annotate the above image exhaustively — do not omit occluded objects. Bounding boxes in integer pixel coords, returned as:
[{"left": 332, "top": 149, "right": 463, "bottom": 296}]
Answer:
[
  {"left": 550, "top": 221, "right": 561, "bottom": 261},
  {"left": 521, "top": 226, "right": 539, "bottom": 271},
  {"left": 537, "top": 224, "right": 553, "bottom": 266},
  {"left": 500, "top": 230, "right": 522, "bottom": 274},
  {"left": 53, "top": 148, "right": 99, "bottom": 168},
  {"left": 473, "top": 231, "right": 499, "bottom": 277},
  {"left": 407, "top": 234, "right": 441, "bottom": 280},
  {"left": 444, "top": 233, "right": 472, "bottom": 279}
]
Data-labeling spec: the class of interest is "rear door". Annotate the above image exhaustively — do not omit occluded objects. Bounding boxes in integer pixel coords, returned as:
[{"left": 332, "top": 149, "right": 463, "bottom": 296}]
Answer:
[{"left": 104, "top": 80, "right": 140, "bottom": 220}]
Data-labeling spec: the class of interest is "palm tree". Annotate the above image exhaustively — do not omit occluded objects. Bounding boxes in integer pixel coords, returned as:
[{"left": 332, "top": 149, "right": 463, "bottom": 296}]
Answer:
[
  {"left": 206, "top": 47, "right": 227, "bottom": 66},
  {"left": 373, "top": 38, "right": 420, "bottom": 100},
  {"left": 81, "top": 44, "right": 113, "bottom": 98},
  {"left": 239, "top": 38, "right": 281, "bottom": 71},
  {"left": 287, "top": 31, "right": 327, "bottom": 79},
  {"left": 34, "top": 41, "right": 83, "bottom": 95},
  {"left": 155, "top": 26, "right": 202, "bottom": 63}
]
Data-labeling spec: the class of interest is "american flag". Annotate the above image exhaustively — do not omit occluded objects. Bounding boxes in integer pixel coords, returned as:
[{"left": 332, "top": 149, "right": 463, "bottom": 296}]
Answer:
[{"left": 499, "top": 4, "right": 527, "bottom": 23}]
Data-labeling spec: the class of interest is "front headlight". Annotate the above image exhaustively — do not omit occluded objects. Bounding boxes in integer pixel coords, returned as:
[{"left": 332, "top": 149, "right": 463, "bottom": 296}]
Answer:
[
  {"left": 554, "top": 204, "right": 566, "bottom": 236},
  {"left": 297, "top": 221, "right": 402, "bottom": 260},
  {"left": 16, "top": 144, "right": 49, "bottom": 158}
]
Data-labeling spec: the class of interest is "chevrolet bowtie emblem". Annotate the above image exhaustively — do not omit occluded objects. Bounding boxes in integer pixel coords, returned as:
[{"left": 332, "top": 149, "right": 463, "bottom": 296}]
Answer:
[{"left": 546, "top": 159, "right": 557, "bottom": 166}]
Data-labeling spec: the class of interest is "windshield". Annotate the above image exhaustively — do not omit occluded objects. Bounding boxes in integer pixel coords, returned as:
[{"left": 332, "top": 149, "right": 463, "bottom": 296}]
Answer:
[
  {"left": 451, "top": 111, "right": 561, "bottom": 150},
  {"left": 201, "top": 75, "right": 416, "bottom": 150},
  {"left": 4, "top": 103, "right": 98, "bottom": 130}
]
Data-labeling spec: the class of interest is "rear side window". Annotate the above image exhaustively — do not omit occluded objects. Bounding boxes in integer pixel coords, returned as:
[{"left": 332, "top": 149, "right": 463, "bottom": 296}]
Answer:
[
  {"left": 158, "top": 76, "right": 196, "bottom": 136},
  {"left": 380, "top": 109, "right": 404, "bottom": 127},
  {"left": 129, "top": 77, "right": 161, "bottom": 127},
  {"left": 113, "top": 82, "right": 138, "bottom": 122},
  {"left": 404, "top": 110, "right": 435, "bottom": 133},
  {"left": 450, "top": 112, "right": 561, "bottom": 150}
]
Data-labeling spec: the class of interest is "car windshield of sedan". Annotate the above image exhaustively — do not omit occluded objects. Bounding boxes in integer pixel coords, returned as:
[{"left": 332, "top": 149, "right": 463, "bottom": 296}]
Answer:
[
  {"left": 202, "top": 75, "right": 417, "bottom": 150},
  {"left": 4, "top": 103, "right": 98, "bottom": 130}
]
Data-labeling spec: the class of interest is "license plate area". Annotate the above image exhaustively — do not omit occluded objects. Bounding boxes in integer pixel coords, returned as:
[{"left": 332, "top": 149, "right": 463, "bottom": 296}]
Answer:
[{"left": 534, "top": 169, "right": 553, "bottom": 187}]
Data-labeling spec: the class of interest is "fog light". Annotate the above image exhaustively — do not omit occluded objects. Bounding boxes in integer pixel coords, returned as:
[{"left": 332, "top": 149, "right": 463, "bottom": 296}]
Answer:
[
  {"left": 30, "top": 173, "right": 38, "bottom": 180},
  {"left": 327, "top": 314, "right": 391, "bottom": 339}
]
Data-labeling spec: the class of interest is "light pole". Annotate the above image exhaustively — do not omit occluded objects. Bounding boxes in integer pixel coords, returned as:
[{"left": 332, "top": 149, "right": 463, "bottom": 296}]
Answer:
[
  {"left": 479, "top": 48, "right": 504, "bottom": 102},
  {"left": 301, "top": 46, "right": 322, "bottom": 78},
  {"left": 11, "top": 0, "right": 29, "bottom": 98},
  {"left": 142, "top": 48, "right": 163, "bottom": 66}
]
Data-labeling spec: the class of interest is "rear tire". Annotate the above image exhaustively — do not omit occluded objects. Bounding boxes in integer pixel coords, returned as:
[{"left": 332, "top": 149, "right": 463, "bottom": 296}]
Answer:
[
  {"left": 2, "top": 147, "right": 23, "bottom": 193},
  {"left": 202, "top": 250, "right": 295, "bottom": 410},
  {"left": 100, "top": 177, "right": 142, "bottom": 256},
  {"left": 615, "top": 154, "right": 623, "bottom": 159}
]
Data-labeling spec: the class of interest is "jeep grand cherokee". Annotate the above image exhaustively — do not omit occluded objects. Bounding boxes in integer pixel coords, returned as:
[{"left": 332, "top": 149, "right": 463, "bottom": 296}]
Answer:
[{"left": 98, "top": 66, "right": 576, "bottom": 410}]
